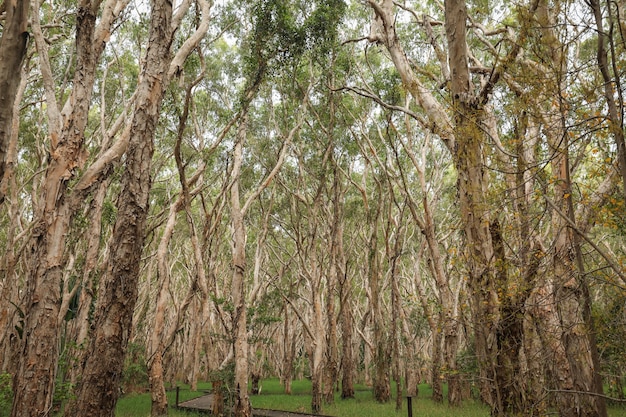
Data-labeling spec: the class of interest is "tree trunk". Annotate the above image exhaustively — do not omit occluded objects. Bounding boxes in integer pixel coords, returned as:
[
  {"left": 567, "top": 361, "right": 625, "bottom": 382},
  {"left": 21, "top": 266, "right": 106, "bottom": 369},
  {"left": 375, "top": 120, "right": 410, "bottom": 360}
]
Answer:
[
  {"left": 369, "top": 0, "right": 465, "bottom": 408},
  {"left": 230, "top": 121, "right": 252, "bottom": 417},
  {"left": 491, "top": 220, "right": 539, "bottom": 416},
  {"left": 431, "top": 316, "right": 444, "bottom": 403},
  {"left": 148, "top": 192, "right": 179, "bottom": 417},
  {"left": 369, "top": 198, "right": 390, "bottom": 403},
  {"left": 189, "top": 304, "right": 203, "bottom": 392},
  {"left": 150, "top": 349, "right": 168, "bottom": 417},
  {"left": 282, "top": 307, "right": 295, "bottom": 395},
  {"left": 311, "top": 287, "right": 325, "bottom": 414},
  {"left": 323, "top": 164, "right": 343, "bottom": 405},
  {"left": 10, "top": 1, "right": 109, "bottom": 414},
  {"left": 388, "top": 211, "right": 403, "bottom": 411},
  {"left": 589, "top": 0, "right": 626, "bottom": 202},
  {"left": 0, "top": 62, "right": 27, "bottom": 373},
  {"left": 339, "top": 264, "right": 354, "bottom": 399},
  {"left": 323, "top": 274, "right": 338, "bottom": 405},
  {"left": 66, "top": 179, "right": 110, "bottom": 385},
  {"left": 0, "top": 0, "right": 29, "bottom": 202},
  {"left": 441, "top": 0, "right": 504, "bottom": 411},
  {"left": 64, "top": 0, "right": 173, "bottom": 414},
  {"left": 550, "top": 144, "right": 607, "bottom": 417},
  {"left": 535, "top": 2, "right": 607, "bottom": 414}
]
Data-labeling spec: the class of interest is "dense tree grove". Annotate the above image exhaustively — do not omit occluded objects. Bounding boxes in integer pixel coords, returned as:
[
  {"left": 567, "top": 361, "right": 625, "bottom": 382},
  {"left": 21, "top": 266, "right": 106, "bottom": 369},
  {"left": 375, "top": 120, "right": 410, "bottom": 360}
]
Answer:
[{"left": 0, "top": 0, "right": 625, "bottom": 416}]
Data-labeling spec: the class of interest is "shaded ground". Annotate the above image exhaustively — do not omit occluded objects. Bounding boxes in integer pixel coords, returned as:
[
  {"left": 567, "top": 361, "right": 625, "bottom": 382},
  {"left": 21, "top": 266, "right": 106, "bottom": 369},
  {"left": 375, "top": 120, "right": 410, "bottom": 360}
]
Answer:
[{"left": 177, "top": 394, "right": 332, "bottom": 417}]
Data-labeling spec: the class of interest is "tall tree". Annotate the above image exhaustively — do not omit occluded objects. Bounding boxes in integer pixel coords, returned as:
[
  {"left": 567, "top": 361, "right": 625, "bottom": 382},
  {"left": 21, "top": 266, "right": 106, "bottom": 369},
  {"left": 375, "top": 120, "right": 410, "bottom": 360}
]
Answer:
[
  {"left": 0, "top": 0, "right": 29, "bottom": 203},
  {"left": 364, "top": 0, "right": 546, "bottom": 414},
  {"left": 11, "top": 0, "right": 125, "bottom": 414},
  {"left": 531, "top": 2, "right": 607, "bottom": 414},
  {"left": 64, "top": 0, "right": 175, "bottom": 413}
]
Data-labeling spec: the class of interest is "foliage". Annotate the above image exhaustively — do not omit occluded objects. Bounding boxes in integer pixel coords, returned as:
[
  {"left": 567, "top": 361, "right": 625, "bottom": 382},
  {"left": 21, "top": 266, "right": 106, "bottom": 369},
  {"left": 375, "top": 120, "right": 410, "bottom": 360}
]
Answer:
[
  {"left": 122, "top": 342, "right": 149, "bottom": 393},
  {"left": 53, "top": 342, "right": 80, "bottom": 407},
  {"left": 242, "top": 0, "right": 346, "bottom": 93},
  {"left": 208, "top": 362, "right": 236, "bottom": 416},
  {"left": 594, "top": 289, "right": 626, "bottom": 402},
  {"left": 0, "top": 373, "right": 11, "bottom": 417}
]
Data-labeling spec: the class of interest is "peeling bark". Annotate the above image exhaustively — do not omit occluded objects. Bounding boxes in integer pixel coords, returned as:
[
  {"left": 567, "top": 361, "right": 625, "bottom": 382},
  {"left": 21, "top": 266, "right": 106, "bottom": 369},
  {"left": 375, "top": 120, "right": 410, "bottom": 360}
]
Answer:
[{"left": 64, "top": 0, "right": 174, "bottom": 414}]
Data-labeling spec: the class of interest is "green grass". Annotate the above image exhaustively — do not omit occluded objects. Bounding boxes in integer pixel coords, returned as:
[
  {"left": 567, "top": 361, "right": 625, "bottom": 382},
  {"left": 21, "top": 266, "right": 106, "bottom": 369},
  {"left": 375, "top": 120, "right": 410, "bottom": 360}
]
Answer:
[
  {"left": 114, "top": 378, "right": 490, "bottom": 417},
  {"left": 249, "top": 379, "right": 489, "bottom": 417},
  {"left": 114, "top": 378, "right": 626, "bottom": 417},
  {"left": 116, "top": 382, "right": 211, "bottom": 417}
]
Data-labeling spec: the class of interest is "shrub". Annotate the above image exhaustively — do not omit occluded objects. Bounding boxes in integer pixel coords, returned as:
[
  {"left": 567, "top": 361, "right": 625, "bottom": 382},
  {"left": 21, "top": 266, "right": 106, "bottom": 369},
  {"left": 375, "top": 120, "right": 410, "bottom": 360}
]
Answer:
[
  {"left": 122, "top": 342, "right": 149, "bottom": 393},
  {"left": 0, "top": 373, "right": 12, "bottom": 417}
]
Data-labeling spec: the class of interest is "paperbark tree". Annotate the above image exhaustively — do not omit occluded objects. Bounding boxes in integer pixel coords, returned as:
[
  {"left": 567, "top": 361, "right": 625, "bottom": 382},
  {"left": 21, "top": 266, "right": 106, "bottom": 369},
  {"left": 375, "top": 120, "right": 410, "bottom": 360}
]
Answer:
[
  {"left": 395, "top": 118, "right": 461, "bottom": 405},
  {"left": 230, "top": 119, "right": 253, "bottom": 417},
  {"left": 281, "top": 127, "right": 333, "bottom": 413},
  {"left": 148, "top": 162, "right": 206, "bottom": 416},
  {"left": 529, "top": 2, "right": 608, "bottom": 415},
  {"left": 338, "top": 262, "right": 355, "bottom": 399},
  {"left": 10, "top": 0, "right": 125, "bottom": 414},
  {"left": 0, "top": 59, "right": 27, "bottom": 373},
  {"left": 364, "top": 0, "right": 537, "bottom": 413},
  {"left": 148, "top": 47, "right": 211, "bottom": 415},
  {"left": 326, "top": 162, "right": 347, "bottom": 402},
  {"left": 228, "top": 96, "right": 304, "bottom": 415},
  {"left": 367, "top": 183, "right": 391, "bottom": 403},
  {"left": 64, "top": 0, "right": 175, "bottom": 413},
  {"left": 0, "top": 0, "right": 29, "bottom": 203}
]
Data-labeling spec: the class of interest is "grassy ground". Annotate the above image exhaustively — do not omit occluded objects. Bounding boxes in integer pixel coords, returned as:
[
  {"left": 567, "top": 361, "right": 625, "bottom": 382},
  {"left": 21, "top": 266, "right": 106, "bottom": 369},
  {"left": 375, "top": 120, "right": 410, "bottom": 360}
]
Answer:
[
  {"left": 249, "top": 379, "right": 488, "bottom": 417},
  {"left": 115, "top": 378, "right": 626, "bottom": 417},
  {"left": 115, "top": 379, "right": 489, "bottom": 417},
  {"left": 116, "top": 382, "right": 212, "bottom": 417}
]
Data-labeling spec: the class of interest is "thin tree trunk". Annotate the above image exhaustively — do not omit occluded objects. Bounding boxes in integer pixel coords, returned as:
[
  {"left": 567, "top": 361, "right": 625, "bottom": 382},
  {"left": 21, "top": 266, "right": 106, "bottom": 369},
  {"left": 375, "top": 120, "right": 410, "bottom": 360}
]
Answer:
[
  {"left": 230, "top": 120, "right": 252, "bottom": 417},
  {"left": 148, "top": 68, "right": 207, "bottom": 416},
  {"left": 535, "top": 2, "right": 607, "bottom": 414},
  {"left": 65, "top": 179, "right": 110, "bottom": 386},
  {"left": 0, "top": 62, "right": 27, "bottom": 373},
  {"left": 549, "top": 128, "right": 607, "bottom": 417},
  {"left": 148, "top": 192, "right": 180, "bottom": 416},
  {"left": 590, "top": 0, "right": 626, "bottom": 201},
  {"left": 189, "top": 302, "right": 203, "bottom": 392},
  {"left": 323, "top": 164, "right": 343, "bottom": 405},
  {"left": 398, "top": 123, "right": 460, "bottom": 406},
  {"left": 310, "top": 282, "right": 325, "bottom": 414},
  {"left": 338, "top": 270, "right": 354, "bottom": 399},
  {"left": 387, "top": 204, "right": 404, "bottom": 411},
  {"left": 0, "top": 0, "right": 29, "bottom": 202},
  {"left": 368, "top": 192, "right": 390, "bottom": 403},
  {"left": 281, "top": 306, "right": 295, "bottom": 394}
]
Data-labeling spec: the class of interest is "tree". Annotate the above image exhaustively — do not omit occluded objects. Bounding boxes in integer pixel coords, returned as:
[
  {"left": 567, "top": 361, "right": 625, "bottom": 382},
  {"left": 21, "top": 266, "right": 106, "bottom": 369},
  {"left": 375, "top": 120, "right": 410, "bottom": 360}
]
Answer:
[
  {"left": 0, "top": 0, "right": 29, "bottom": 203},
  {"left": 64, "top": 0, "right": 176, "bottom": 413},
  {"left": 11, "top": 0, "right": 125, "bottom": 413}
]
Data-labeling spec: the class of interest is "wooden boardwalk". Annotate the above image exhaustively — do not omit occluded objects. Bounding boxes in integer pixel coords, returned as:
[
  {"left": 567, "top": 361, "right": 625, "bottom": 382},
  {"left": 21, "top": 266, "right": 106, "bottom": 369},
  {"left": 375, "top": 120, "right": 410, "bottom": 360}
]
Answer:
[
  {"left": 177, "top": 393, "right": 214, "bottom": 412},
  {"left": 176, "top": 394, "right": 332, "bottom": 417}
]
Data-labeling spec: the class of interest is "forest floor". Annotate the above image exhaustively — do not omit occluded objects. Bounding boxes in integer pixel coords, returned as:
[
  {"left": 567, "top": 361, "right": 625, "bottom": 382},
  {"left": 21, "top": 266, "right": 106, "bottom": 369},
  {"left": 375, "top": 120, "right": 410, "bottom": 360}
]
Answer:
[
  {"left": 114, "top": 379, "right": 626, "bottom": 417},
  {"left": 177, "top": 392, "right": 334, "bottom": 416}
]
